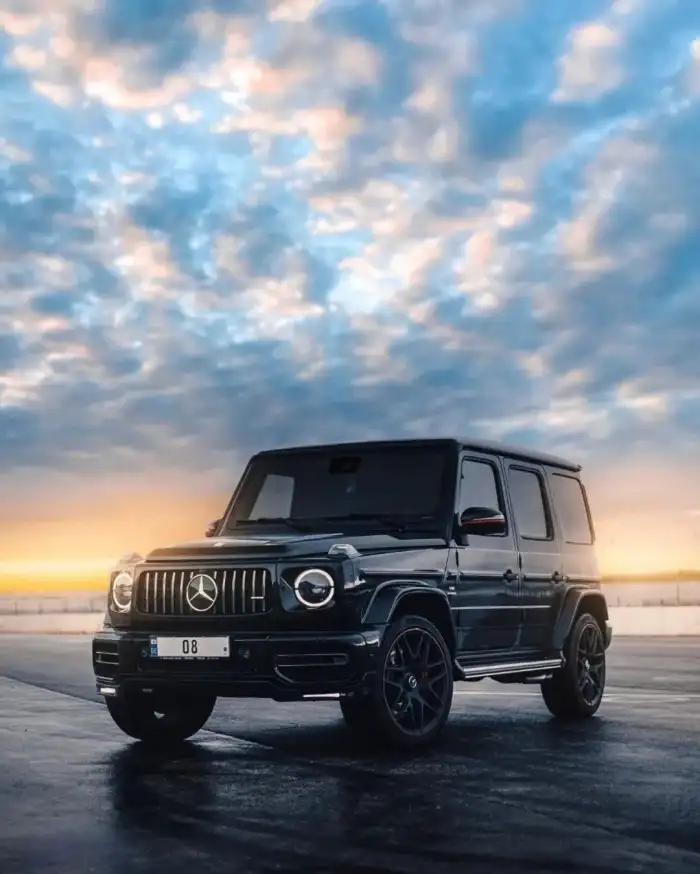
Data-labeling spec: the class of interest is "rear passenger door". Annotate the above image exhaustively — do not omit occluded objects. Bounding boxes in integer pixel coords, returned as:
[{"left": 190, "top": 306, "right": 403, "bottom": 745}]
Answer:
[{"left": 505, "top": 462, "right": 561, "bottom": 651}]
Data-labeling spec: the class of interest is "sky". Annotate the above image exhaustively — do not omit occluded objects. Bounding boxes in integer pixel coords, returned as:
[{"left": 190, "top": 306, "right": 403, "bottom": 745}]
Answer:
[{"left": 2, "top": 0, "right": 700, "bottom": 575}]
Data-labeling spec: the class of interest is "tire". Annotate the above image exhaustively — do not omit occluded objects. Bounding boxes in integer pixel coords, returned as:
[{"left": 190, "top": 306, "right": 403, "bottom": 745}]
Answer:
[
  {"left": 541, "top": 612, "right": 606, "bottom": 719},
  {"left": 338, "top": 694, "right": 380, "bottom": 744},
  {"left": 342, "top": 614, "right": 454, "bottom": 750},
  {"left": 105, "top": 689, "right": 216, "bottom": 743},
  {"left": 339, "top": 694, "right": 377, "bottom": 731}
]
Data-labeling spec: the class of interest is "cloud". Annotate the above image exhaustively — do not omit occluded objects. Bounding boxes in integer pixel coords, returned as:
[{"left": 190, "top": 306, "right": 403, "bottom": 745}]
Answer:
[{"left": 1, "top": 0, "right": 700, "bottom": 523}]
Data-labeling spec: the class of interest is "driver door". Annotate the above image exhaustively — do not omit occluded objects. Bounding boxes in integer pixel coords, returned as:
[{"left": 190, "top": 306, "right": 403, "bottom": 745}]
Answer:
[{"left": 450, "top": 454, "right": 522, "bottom": 653}]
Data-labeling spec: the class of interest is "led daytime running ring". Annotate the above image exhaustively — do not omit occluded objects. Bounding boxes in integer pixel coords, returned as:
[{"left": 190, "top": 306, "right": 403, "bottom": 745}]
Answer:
[{"left": 293, "top": 568, "right": 335, "bottom": 609}]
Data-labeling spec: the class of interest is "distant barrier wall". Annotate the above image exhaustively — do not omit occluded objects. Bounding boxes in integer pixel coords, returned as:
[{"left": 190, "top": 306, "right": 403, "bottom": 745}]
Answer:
[
  {"left": 602, "top": 581, "right": 700, "bottom": 607},
  {"left": 1, "top": 582, "right": 699, "bottom": 616}
]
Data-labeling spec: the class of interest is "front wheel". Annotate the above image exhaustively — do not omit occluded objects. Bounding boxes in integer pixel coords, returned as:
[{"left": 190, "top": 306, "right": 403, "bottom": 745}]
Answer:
[
  {"left": 105, "top": 690, "right": 216, "bottom": 743},
  {"left": 541, "top": 612, "right": 606, "bottom": 719},
  {"left": 339, "top": 694, "right": 377, "bottom": 731},
  {"left": 342, "top": 615, "right": 454, "bottom": 750}
]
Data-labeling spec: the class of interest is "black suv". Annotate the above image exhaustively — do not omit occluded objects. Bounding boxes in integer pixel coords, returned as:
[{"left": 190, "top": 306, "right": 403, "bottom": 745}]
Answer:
[{"left": 93, "top": 438, "right": 612, "bottom": 750}]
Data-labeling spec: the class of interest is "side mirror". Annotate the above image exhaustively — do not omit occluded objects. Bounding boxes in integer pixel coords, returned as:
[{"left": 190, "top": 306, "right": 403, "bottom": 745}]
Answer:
[
  {"left": 205, "top": 519, "right": 221, "bottom": 538},
  {"left": 459, "top": 506, "right": 506, "bottom": 537}
]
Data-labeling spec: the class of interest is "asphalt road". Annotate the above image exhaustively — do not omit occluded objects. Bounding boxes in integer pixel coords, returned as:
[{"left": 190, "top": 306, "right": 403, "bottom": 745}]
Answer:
[{"left": 0, "top": 636, "right": 698, "bottom": 874}]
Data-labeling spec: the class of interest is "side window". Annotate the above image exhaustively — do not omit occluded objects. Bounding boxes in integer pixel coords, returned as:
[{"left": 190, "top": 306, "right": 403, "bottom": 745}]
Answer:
[
  {"left": 507, "top": 467, "right": 551, "bottom": 540},
  {"left": 460, "top": 458, "right": 505, "bottom": 527},
  {"left": 550, "top": 474, "right": 594, "bottom": 544},
  {"left": 250, "top": 474, "right": 294, "bottom": 518}
]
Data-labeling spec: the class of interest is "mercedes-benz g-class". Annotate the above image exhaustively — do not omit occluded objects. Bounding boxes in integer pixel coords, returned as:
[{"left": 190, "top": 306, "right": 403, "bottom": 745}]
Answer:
[{"left": 92, "top": 437, "right": 612, "bottom": 750}]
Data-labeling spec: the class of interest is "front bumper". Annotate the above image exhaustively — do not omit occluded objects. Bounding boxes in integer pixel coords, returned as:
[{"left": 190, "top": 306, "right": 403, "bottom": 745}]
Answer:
[{"left": 92, "top": 628, "right": 382, "bottom": 701}]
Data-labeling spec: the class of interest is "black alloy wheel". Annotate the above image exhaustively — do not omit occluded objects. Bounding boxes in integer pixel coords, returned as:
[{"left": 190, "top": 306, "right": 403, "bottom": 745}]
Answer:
[
  {"left": 383, "top": 624, "right": 451, "bottom": 734},
  {"left": 576, "top": 620, "right": 606, "bottom": 705},
  {"left": 541, "top": 612, "right": 606, "bottom": 719},
  {"left": 347, "top": 614, "right": 454, "bottom": 749}
]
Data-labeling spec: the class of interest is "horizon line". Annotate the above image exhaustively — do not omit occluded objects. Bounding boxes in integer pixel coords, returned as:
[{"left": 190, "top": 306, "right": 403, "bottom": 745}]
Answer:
[{"left": 0, "top": 560, "right": 699, "bottom": 580}]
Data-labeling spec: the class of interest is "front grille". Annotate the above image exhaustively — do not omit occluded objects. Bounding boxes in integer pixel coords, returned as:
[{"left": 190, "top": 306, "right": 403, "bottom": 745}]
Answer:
[{"left": 136, "top": 567, "right": 271, "bottom": 616}]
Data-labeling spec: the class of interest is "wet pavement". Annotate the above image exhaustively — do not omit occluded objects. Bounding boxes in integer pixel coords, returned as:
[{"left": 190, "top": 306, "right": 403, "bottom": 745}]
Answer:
[{"left": 0, "top": 637, "right": 699, "bottom": 874}]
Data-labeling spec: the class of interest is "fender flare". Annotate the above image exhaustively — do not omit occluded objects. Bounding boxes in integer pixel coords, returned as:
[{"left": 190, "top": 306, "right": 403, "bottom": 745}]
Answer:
[
  {"left": 361, "top": 580, "right": 457, "bottom": 652},
  {"left": 551, "top": 588, "right": 610, "bottom": 651}
]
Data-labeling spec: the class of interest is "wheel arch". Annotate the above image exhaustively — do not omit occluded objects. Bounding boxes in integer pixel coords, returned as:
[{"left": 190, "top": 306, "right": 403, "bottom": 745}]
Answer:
[
  {"left": 362, "top": 581, "right": 457, "bottom": 656},
  {"left": 552, "top": 587, "right": 609, "bottom": 652}
]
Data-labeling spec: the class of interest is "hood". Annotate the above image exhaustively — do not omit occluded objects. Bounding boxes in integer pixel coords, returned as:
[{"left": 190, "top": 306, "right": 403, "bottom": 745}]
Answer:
[{"left": 144, "top": 530, "right": 445, "bottom": 562}]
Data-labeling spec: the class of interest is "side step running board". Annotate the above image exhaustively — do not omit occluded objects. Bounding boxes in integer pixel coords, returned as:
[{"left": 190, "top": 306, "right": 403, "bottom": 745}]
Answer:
[{"left": 454, "top": 657, "right": 563, "bottom": 681}]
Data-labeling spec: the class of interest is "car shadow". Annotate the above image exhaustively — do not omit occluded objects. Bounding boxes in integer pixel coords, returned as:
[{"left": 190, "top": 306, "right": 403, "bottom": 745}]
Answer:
[{"left": 224, "top": 706, "right": 613, "bottom": 763}]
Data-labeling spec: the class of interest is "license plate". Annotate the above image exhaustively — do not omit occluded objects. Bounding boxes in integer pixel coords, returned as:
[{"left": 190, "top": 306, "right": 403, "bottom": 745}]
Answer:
[{"left": 149, "top": 636, "right": 230, "bottom": 659}]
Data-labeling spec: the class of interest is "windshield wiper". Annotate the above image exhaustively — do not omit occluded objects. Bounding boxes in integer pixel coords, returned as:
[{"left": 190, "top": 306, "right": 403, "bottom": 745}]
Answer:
[
  {"left": 234, "top": 517, "right": 313, "bottom": 533},
  {"left": 318, "top": 513, "right": 432, "bottom": 532}
]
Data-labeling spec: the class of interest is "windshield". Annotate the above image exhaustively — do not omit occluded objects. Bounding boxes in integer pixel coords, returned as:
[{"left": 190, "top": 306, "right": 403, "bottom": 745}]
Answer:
[{"left": 223, "top": 446, "right": 451, "bottom": 533}]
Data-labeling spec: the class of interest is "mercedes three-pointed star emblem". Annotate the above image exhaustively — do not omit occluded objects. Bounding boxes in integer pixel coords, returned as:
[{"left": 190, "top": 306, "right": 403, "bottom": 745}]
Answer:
[{"left": 186, "top": 573, "right": 219, "bottom": 612}]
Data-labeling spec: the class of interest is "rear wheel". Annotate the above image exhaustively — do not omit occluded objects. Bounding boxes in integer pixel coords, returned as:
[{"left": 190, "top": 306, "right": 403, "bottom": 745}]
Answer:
[
  {"left": 341, "top": 615, "right": 454, "bottom": 750},
  {"left": 105, "top": 690, "right": 216, "bottom": 743},
  {"left": 541, "top": 612, "right": 606, "bottom": 719}
]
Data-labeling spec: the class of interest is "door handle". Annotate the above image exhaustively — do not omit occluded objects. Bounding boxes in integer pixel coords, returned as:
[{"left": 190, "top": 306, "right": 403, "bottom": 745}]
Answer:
[{"left": 503, "top": 568, "right": 518, "bottom": 584}]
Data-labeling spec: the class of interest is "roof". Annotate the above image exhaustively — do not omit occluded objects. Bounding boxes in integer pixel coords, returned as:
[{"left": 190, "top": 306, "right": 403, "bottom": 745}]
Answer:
[
  {"left": 457, "top": 437, "right": 581, "bottom": 472},
  {"left": 254, "top": 437, "right": 582, "bottom": 472}
]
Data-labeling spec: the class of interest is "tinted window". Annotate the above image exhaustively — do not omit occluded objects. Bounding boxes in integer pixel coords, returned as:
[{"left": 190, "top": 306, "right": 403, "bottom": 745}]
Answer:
[
  {"left": 226, "top": 448, "right": 448, "bottom": 529},
  {"left": 460, "top": 459, "right": 503, "bottom": 515},
  {"left": 508, "top": 467, "right": 550, "bottom": 539},
  {"left": 551, "top": 474, "right": 593, "bottom": 544}
]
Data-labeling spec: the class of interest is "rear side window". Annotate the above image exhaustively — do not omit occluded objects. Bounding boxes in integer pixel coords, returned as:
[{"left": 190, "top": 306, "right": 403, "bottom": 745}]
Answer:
[
  {"left": 550, "top": 474, "right": 594, "bottom": 544},
  {"left": 507, "top": 467, "right": 551, "bottom": 540}
]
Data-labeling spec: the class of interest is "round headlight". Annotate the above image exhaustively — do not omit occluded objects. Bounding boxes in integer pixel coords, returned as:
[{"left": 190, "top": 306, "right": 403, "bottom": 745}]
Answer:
[
  {"left": 112, "top": 571, "right": 133, "bottom": 612},
  {"left": 293, "top": 568, "right": 335, "bottom": 609}
]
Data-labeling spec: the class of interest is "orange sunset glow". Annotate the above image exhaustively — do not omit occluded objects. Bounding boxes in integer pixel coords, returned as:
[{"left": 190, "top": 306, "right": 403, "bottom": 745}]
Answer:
[
  {"left": 0, "top": 485, "right": 225, "bottom": 593},
  {"left": 1, "top": 453, "right": 699, "bottom": 595}
]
